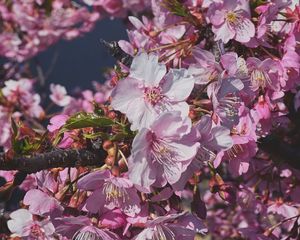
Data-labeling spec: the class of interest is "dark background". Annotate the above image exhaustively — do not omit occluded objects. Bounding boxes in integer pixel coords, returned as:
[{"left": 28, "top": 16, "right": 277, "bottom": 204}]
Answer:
[{"left": 35, "top": 18, "right": 127, "bottom": 90}]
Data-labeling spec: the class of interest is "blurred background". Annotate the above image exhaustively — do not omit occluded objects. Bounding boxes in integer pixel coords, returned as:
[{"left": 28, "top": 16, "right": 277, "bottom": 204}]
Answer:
[
  {"left": 0, "top": 18, "right": 127, "bottom": 90},
  {"left": 32, "top": 18, "right": 127, "bottom": 89}
]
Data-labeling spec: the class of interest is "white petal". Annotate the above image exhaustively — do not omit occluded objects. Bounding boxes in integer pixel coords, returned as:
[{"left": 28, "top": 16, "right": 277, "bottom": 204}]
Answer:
[{"left": 130, "top": 53, "right": 166, "bottom": 87}]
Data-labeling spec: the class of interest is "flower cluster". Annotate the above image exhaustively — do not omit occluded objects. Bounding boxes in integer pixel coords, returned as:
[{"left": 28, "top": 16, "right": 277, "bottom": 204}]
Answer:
[
  {"left": 0, "top": 0, "right": 149, "bottom": 62},
  {"left": 1, "top": 0, "right": 300, "bottom": 239}
]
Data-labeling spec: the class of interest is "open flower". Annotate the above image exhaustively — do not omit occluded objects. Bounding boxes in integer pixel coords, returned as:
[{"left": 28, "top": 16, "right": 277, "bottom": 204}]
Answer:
[
  {"left": 133, "top": 212, "right": 207, "bottom": 240},
  {"left": 23, "top": 189, "right": 63, "bottom": 216},
  {"left": 111, "top": 52, "right": 195, "bottom": 131},
  {"left": 47, "top": 114, "right": 74, "bottom": 149},
  {"left": 55, "top": 216, "right": 120, "bottom": 240},
  {"left": 128, "top": 111, "right": 199, "bottom": 191},
  {"left": 246, "top": 57, "right": 281, "bottom": 91},
  {"left": 208, "top": 77, "right": 244, "bottom": 129},
  {"left": 7, "top": 209, "right": 55, "bottom": 239},
  {"left": 208, "top": 0, "right": 255, "bottom": 43},
  {"left": 188, "top": 47, "right": 222, "bottom": 85},
  {"left": 49, "top": 84, "right": 72, "bottom": 107},
  {"left": 77, "top": 170, "right": 141, "bottom": 217}
]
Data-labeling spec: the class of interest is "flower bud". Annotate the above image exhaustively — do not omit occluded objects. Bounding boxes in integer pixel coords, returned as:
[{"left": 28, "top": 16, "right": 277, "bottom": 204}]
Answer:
[{"left": 103, "top": 140, "right": 113, "bottom": 151}]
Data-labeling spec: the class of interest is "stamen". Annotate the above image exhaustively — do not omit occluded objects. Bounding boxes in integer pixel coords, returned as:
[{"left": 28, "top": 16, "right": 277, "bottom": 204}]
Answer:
[
  {"left": 227, "top": 144, "right": 244, "bottom": 160},
  {"left": 102, "top": 182, "right": 129, "bottom": 204},
  {"left": 151, "top": 135, "right": 180, "bottom": 176},
  {"left": 153, "top": 225, "right": 176, "bottom": 240},
  {"left": 144, "top": 87, "right": 163, "bottom": 105},
  {"left": 29, "top": 224, "right": 45, "bottom": 239},
  {"left": 250, "top": 69, "right": 271, "bottom": 89}
]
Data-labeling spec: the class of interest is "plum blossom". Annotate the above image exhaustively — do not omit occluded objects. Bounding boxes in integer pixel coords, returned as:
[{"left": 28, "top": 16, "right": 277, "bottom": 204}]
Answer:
[
  {"left": 246, "top": 57, "right": 281, "bottom": 91},
  {"left": 23, "top": 189, "right": 63, "bottom": 216},
  {"left": 55, "top": 216, "right": 120, "bottom": 239},
  {"left": 214, "top": 107, "right": 258, "bottom": 175},
  {"left": 195, "top": 115, "right": 233, "bottom": 162},
  {"left": 128, "top": 111, "right": 199, "bottom": 191},
  {"left": 0, "top": 1, "right": 100, "bottom": 61},
  {"left": 208, "top": 0, "right": 255, "bottom": 43},
  {"left": 2, "top": 78, "right": 44, "bottom": 118},
  {"left": 133, "top": 212, "right": 207, "bottom": 240},
  {"left": 77, "top": 170, "right": 141, "bottom": 217},
  {"left": 188, "top": 47, "right": 222, "bottom": 85},
  {"left": 47, "top": 114, "right": 74, "bottom": 148},
  {"left": 49, "top": 84, "right": 72, "bottom": 107},
  {"left": 99, "top": 209, "right": 127, "bottom": 230},
  {"left": 0, "top": 106, "right": 12, "bottom": 149},
  {"left": 208, "top": 77, "right": 244, "bottom": 128},
  {"left": 7, "top": 209, "right": 55, "bottom": 239},
  {"left": 172, "top": 115, "right": 233, "bottom": 191},
  {"left": 111, "top": 52, "right": 195, "bottom": 130}
]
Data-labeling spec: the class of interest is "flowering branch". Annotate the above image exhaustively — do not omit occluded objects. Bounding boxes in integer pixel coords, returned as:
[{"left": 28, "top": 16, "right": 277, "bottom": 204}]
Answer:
[{"left": 0, "top": 149, "right": 107, "bottom": 173}]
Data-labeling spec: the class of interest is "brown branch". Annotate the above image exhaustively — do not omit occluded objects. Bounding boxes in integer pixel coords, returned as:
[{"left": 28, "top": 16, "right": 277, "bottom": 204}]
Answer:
[{"left": 0, "top": 149, "right": 107, "bottom": 173}]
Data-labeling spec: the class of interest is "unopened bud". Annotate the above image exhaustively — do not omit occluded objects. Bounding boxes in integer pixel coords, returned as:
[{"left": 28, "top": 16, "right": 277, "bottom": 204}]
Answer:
[
  {"left": 111, "top": 166, "right": 120, "bottom": 176},
  {"left": 149, "top": 31, "right": 159, "bottom": 38},
  {"left": 107, "top": 111, "right": 116, "bottom": 120},
  {"left": 69, "top": 190, "right": 87, "bottom": 208},
  {"left": 118, "top": 158, "right": 128, "bottom": 172},
  {"left": 55, "top": 185, "right": 70, "bottom": 201},
  {"left": 105, "top": 155, "right": 115, "bottom": 166},
  {"left": 103, "top": 140, "right": 113, "bottom": 151}
]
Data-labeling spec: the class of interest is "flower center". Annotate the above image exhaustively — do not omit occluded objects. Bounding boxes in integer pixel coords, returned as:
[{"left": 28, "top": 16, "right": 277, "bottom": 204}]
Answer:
[
  {"left": 73, "top": 230, "right": 102, "bottom": 240},
  {"left": 102, "top": 182, "right": 129, "bottom": 203},
  {"left": 30, "top": 224, "right": 45, "bottom": 239},
  {"left": 227, "top": 144, "right": 244, "bottom": 160},
  {"left": 218, "top": 95, "right": 240, "bottom": 119},
  {"left": 226, "top": 11, "right": 238, "bottom": 24},
  {"left": 151, "top": 134, "right": 179, "bottom": 176},
  {"left": 153, "top": 225, "right": 176, "bottom": 240},
  {"left": 144, "top": 87, "right": 163, "bottom": 105},
  {"left": 250, "top": 69, "right": 271, "bottom": 89}
]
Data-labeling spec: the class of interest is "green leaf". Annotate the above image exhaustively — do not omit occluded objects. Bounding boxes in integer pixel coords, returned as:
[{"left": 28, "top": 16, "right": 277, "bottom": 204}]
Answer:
[
  {"left": 162, "top": 0, "right": 190, "bottom": 18},
  {"left": 63, "top": 112, "right": 115, "bottom": 130},
  {"left": 83, "top": 132, "right": 110, "bottom": 140},
  {"left": 11, "top": 118, "right": 18, "bottom": 139}
]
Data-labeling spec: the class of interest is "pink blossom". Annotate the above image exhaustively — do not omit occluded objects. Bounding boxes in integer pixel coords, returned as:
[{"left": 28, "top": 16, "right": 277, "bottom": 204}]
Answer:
[
  {"left": 196, "top": 115, "right": 233, "bottom": 158},
  {"left": 7, "top": 209, "right": 55, "bottom": 239},
  {"left": 208, "top": 0, "right": 255, "bottom": 43},
  {"left": 128, "top": 111, "right": 199, "bottom": 191},
  {"left": 208, "top": 77, "right": 244, "bottom": 128},
  {"left": 47, "top": 114, "right": 74, "bottom": 149},
  {"left": 49, "top": 84, "right": 72, "bottom": 107},
  {"left": 23, "top": 189, "right": 63, "bottom": 216},
  {"left": 55, "top": 216, "right": 120, "bottom": 239},
  {"left": 133, "top": 212, "right": 207, "bottom": 240},
  {"left": 77, "top": 170, "right": 141, "bottom": 217},
  {"left": 214, "top": 107, "right": 258, "bottom": 175},
  {"left": 2, "top": 78, "right": 44, "bottom": 118},
  {"left": 99, "top": 209, "right": 127, "bottom": 230},
  {"left": 111, "top": 52, "right": 195, "bottom": 130},
  {"left": 246, "top": 57, "right": 281, "bottom": 91},
  {"left": 47, "top": 114, "right": 69, "bottom": 132},
  {"left": 267, "top": 201, "right": 299, "bottom": 219},
  {"left": 188, "top": 47, "right": 222, "bottom": 85}
]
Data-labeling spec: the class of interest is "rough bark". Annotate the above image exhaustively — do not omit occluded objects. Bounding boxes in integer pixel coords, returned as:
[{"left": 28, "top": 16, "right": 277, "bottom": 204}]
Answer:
[{"left": 0, "top": 149, "right": 107, "bottom": 173}]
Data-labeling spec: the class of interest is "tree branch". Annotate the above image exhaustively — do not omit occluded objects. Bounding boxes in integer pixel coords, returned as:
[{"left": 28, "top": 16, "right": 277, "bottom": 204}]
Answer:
[{"left": 0, "top": 149, "right": 107, "bottom": 173}]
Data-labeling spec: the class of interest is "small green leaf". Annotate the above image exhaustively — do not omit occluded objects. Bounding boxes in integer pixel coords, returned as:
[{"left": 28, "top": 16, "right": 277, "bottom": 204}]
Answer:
[
  {"left": 83, "top": 132, "right": 110, "bottom": 140},
  {"left": 63, "top": 112, "right": 115, "bottom": 130}
]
